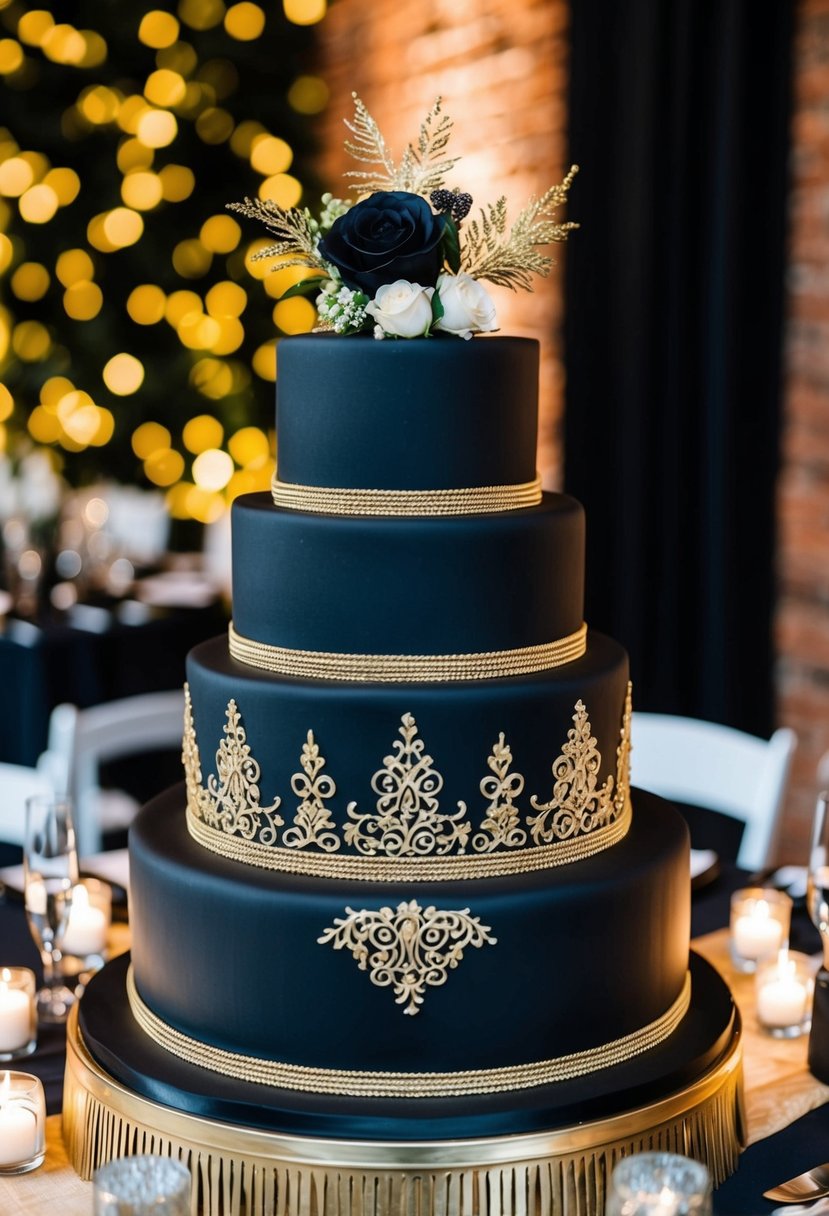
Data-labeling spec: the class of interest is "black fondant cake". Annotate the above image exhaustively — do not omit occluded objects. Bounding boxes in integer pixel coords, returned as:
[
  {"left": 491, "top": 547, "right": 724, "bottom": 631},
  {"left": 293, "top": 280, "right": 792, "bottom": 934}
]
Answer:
[{"left": 67, "top": 333, "right": 741, "bottom": 1215}]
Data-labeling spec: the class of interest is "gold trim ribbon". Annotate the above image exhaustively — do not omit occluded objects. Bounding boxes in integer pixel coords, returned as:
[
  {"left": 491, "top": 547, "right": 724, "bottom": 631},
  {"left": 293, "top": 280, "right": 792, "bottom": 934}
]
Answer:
[
  {"left": 229, "top": 621, "right": 588, "bottom": 683},
  {"left": 127, "top": 965, "right": 691, "bottom": 1098},
  {"left": 271, "top": 473, "right": 543, "bottom": 517},
  {"left": 186, "top": 795, "right": 632, "bottom": 881}
]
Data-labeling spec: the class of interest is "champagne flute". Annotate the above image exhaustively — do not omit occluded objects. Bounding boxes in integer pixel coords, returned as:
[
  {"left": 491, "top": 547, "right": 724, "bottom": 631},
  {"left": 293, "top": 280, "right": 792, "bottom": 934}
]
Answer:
[
  {"left": 807, "top": 792, "right": 829, "bottom": 963},
  {"left": 807, "top": 791, "right": 829, "bottom": 1082},
  {"left": 23, "top": 796, "right": 79, "bottom": 1023}
]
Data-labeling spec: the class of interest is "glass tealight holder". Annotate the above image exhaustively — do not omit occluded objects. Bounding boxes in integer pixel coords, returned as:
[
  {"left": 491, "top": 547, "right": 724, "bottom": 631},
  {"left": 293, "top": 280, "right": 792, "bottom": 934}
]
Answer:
[
  {"left": 94, "top": 1154, "right": 192, "bottom": 1215},
  {"left": 729, "top": 887, "right": 792, "bottom": 973},
  {"left": 0, "top": 968, "right": 36, "bottom": 1061},
  {"left": 0, "top": 1071, "right": 46, "bottom": 1175},
  {"left": 755, "top": 948, "right": 815, "bottom": 1038},
  {"left": 606, "top": 1151, "right": 712, "bottom": 1216},
  {"left": 60, "top": 877, "right": 112, "bottom": 990}
]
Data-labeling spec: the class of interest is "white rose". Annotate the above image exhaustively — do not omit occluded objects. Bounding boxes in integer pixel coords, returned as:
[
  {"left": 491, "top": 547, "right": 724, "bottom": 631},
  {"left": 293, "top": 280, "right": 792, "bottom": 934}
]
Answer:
[
  {"left": 365, "top": 280, "right": 434, "bottom": 339},
  {"left": 434, "top": 273, "right": 498, "bottom": 340}
]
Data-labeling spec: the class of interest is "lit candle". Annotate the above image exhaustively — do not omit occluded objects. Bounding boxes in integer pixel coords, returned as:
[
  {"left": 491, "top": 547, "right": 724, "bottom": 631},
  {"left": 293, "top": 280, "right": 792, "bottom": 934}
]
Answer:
[
  {"left": 0, "top": 1072, "right": 39, "bottom": 1168},
  {"left": 733, "top": 899, "right": 783, "bottom": 960},
  {"left": 0, "top": 970, "right": 32, "bottom": 1054},
  {"left": 62, "top": 882, "right": 108, "bottom": 957},
  {"left": 757, "top": 949, "right": 810, "bottom": 1029}
]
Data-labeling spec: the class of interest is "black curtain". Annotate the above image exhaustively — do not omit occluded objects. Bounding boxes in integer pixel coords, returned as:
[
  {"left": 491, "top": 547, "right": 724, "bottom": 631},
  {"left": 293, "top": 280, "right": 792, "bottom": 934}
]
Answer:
[{"left": 564, "top": 0, "right": 795, "bottom": 737}]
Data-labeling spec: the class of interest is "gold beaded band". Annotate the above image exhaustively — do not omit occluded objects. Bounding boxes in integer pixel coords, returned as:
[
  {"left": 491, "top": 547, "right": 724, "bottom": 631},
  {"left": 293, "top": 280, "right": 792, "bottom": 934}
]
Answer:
[
  {"left": 127, "top": 965, "right": 691, "bottom": 1098},
  {"left": 271, "top": 473, "right": 543, "bottom": 517},
  {"left": 228, "top": 621, "right": 588, "bottom": 683},
  {"left": 186, "top": 794, "right": 632, "bottom": 881}
]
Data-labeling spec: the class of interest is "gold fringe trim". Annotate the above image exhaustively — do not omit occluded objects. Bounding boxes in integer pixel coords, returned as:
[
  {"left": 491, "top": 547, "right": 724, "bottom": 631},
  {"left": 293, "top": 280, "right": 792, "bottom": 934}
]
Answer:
[
  {"left": 126, "top": 966, "right": 690, "bottom": 1097},
  {"left": 186, "top": 794, "right": 632, "bottom": 881},
  {"left": 63, "top": 1003, "right": 744, "bottom": 1216},
  {"left": 271, "top": 473, "right": 544, "bottom": 516},
  {"left": 228, "top": 621, "right": 588, "bottom": 683}
]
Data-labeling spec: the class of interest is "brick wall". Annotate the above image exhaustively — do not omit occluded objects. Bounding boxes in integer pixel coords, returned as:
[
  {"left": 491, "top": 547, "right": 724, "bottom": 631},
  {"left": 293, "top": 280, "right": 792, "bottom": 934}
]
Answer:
[
  {"left": 776, "top": 0, "right": 829, "bottom": 860},
  {"left": 315, "top": 0, "right": 571, "bottom": 486}
]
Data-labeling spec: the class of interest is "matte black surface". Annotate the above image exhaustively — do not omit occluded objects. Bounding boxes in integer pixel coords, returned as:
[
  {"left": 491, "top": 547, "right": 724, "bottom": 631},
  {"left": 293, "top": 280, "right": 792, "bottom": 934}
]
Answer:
[
  {"left": 276, "top": 334, "right": 539, "bottom": 491},
  {"left": 80, "top": 950, "right": 734, "bottom": 1140},
  {"left": 129, "top": 787, "right": 690, "bottom": 1072},
  {"left": 186, "top": 631, "right": 630, "bottom": 856},
  {"left": 231, "top": 492, "right": 585, "bottom": 654}
]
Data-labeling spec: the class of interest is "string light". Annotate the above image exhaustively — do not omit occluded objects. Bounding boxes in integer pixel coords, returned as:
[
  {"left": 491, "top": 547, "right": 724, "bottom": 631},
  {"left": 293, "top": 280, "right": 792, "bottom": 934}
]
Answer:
[
  {"left": 224, "top": 3, "right": 265, "bottom": 40},
  {"left": 17, "top": 11, "right": 54, "bottom": 46},
  {"left": 132, "top": 421, "right": 171, "bottom": 459},
  {"left": 283, "top": 0, "right": 326, "bottom": 25},
  {"left": 102, "top": 353, "right": 145, "bottom": 395},
  {"left": 64, "top": 280, "right": 103, "bottom": 320},
  {"left": 57, "top": 247, "right": 97, "bottom": 289},
  {"left": 127, "top": 283, "right": 166, "bottom": 324},
  {"left": 199, "top": 214, "right": 240, "bottom": 252},
  {"left": 11, "top": 262, "right": 50, "bottom": 301},
  {"left": 138, "top": 11, "right": 180, "bottom": 48},
  {"left": 0, "top": 40, "right": 24, "bottom": 74}
]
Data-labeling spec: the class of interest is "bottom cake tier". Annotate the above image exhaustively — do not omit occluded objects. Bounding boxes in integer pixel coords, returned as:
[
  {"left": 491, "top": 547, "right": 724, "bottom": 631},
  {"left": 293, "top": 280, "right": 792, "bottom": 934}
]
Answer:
[
  {"left": 127, "top": 785, "right": 691, "bottom": 1081},
  {"left": 64, "top": 951, "right": 743, "bottom": 1216}
]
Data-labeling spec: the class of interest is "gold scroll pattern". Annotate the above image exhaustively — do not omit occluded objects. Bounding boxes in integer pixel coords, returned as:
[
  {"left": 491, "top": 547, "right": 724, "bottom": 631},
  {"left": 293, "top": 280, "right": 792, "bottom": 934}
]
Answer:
[
  {"left": 317, "top": 899, "right": 496, "bottom": 1015},
  {"left": 183, "top": 682, "right": 633, "bottom": 875}
]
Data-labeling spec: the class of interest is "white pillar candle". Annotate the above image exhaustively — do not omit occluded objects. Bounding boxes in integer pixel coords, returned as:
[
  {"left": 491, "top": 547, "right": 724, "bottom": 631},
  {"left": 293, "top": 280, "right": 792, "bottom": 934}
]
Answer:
[
  {"left": 733, "top": 900, "right": 783, "bottom": 960},
  {"left": 62, "top": 883, "right": 107, "bottom": 956},
  {"left": 0, "top": 972, "right": 32, "bottom": 1054},
  {"left": 0, "top": 1073, "right": 39, "bottom": 1167},
  {"left": 757, "top": 953, "right": 810, "bottom": 1029}
]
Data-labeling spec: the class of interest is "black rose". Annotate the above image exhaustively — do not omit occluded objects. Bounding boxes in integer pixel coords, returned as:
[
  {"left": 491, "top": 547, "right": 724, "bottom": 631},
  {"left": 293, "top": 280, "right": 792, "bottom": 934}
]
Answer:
[{"left": 318, "top": 191, "right": 446, "bottom": 296}]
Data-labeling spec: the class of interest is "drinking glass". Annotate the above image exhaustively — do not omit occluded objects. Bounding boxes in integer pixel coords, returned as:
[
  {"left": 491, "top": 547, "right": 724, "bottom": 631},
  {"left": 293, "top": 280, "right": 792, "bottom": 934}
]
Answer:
[
  {"left": 23, "top": 796, "right": 78, "bottom": 1023},
  {"left": 808, "top": 792, "right": 829, "bottom": 965},
  {"left": 93, "top": 1155, "right": 191, "bottom": 1215},
  {"left": 606, "top": 1151, "right": 712, "bottom": 1216},
  {"left": 807, "top": 792, "right": 829, "bottom": 1081}
]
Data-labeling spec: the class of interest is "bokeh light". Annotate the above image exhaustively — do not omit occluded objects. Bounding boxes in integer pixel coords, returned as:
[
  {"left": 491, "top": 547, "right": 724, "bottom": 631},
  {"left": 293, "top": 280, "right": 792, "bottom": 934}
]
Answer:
[
  {"left": 11, "top": 261, "right": 50, "bottom": 301},
  {"left": 138, "top": 10, "right": 180, "bottom": 48},
  {"left": 183, "top": 413, "right": 224, "bottom": 453},
  {"left": 64, "top": 280, "right": 103, "bottom": 320},
  {"left": 132, "top": 421, "right": 171, "bottom": 459},
  {"left": 283, "top": 0, "right": 326, "bottom": 25},
  {"left": 19, "top": 183, "right": 59, "bottom": 223},
  {"left": 200, "top": 214, "right": 240, "bottom": 252},
  {"left": 127, "top": 283, "right": 166, "bottom": 324},
  {"left": 224, "top": 3, "right": 265, "bottom": 40},
  {"left": 103, "top": 353, "right": 145, "bottom": 395},
  {"left": 136, "top": 109, "right": 177, "bottom": 148}
]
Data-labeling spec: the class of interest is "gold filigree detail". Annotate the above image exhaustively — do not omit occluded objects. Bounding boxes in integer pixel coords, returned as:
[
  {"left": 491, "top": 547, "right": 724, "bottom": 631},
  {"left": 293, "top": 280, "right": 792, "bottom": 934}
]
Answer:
[
  {"left": 317, "top": 900, "right": 496, "bottom": 1016},
  {"left": 615, "top": 681, "right": 633, "bottom": 819},
  {"left": 197, "top": 698, "right": 283, "bottom": 843},
  {"left": 473, "top": 734, "right": 527, "bottom": 852},
  {"left": 283, "top": 731, "right": 340, "bottom": 853},
  {"left": 184, "top": 688, "right": 634, "bottom": 877},
  {"left": 527, "top": 702, "right": 618, "bottom": 845},
  {"left": 343, "top": 95, "right": 459, "bottom": 197},
  {"left": 344, "top": 713, "right": 470, "bottom": 857}
]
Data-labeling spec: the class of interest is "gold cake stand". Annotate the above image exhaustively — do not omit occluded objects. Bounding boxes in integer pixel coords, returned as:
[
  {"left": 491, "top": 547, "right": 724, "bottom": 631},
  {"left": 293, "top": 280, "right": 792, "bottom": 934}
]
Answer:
[{"left": 63, "top": 1004, "right": 744, "bottom": 1216}]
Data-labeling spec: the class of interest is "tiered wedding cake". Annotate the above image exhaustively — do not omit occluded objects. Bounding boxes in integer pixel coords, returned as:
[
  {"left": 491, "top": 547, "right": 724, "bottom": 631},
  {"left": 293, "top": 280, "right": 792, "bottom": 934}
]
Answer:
[{"left": 64, "top": 101, "right": 743, "bottom": 1216}]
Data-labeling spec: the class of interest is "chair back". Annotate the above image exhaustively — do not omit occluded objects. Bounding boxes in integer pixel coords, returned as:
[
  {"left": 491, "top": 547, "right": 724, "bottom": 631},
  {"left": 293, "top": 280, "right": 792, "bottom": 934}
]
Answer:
[
  {"left": 0, "top": 763, "right": 55, "bottom": 847},
  {"left": 47, "top": 689, "right": 185, "bottom": 855},
  {"left": 631, "top": 712, "right": 796, "bottom": 871}
]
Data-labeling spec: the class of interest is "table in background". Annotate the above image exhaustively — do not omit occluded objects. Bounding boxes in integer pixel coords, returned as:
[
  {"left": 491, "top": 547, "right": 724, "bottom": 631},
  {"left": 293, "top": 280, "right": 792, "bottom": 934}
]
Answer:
[{"left": 0, "top": 601, "right": 226, "bottom": 771}]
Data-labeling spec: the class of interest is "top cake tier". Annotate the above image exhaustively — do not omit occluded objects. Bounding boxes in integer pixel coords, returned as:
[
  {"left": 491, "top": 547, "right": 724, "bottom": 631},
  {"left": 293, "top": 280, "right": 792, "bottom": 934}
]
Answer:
[{"left": 275, "top": 334, "right": 538, "bottom": 492}]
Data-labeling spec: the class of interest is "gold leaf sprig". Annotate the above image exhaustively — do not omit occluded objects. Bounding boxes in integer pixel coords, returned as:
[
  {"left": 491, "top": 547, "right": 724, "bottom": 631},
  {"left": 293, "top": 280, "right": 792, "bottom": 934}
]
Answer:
[
  {"left": 343, "top": 94, "right": 459, "bottom": 196},
  {"left": 461, "top": 166, "right": 580, "bottom": 291},
  {"left": 226, "top": 196, "right": 326, "bottom": 273}
]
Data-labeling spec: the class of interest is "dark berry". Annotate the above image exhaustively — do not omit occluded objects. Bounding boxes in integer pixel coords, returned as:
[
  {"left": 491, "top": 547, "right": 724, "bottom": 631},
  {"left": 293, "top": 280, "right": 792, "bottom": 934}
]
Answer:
[
  {"left": 430, "top": 189, "right": 455, "bottom": 213},
  {"left": 451, "top": 192, "right": 473, "bottom": 221}
]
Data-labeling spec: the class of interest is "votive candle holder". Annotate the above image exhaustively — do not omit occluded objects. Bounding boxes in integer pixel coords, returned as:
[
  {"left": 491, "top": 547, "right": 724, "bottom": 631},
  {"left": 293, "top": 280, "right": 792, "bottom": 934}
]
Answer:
[
  {"left": 61, "top": 877, "right": 112, "bottom": 989},
  {"left": 93, "top": 1154, "right": 192, "bottom": 1215},
  {"left": 756, "top": 948, "right": 815, "bottom": 1038},
  {"left": 0, "top": 968, "right": 36, "bottom": 1061},
  {"left": 729, "top": 887, "right": 792, "bottom": 973},
  {"left": 0, "top": 1071, "right": 46, "bottom": 1174},
  {"left": 606, "top": 1151, "right": 712, "bottom": 1216}
]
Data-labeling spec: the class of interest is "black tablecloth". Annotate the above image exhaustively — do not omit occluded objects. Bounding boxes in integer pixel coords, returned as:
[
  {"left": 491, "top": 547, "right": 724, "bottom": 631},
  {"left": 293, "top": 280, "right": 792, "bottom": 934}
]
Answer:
[
  {"left": 0, "top": 603, "right": 226, "bottom": 768},
  {"left": 0, "top": 866, "right": 825, "bottom": 1212}
]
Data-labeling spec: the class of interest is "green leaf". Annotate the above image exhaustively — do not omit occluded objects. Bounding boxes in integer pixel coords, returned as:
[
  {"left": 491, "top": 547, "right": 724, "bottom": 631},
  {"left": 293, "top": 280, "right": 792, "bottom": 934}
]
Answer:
[
  {"left": 442, "top": 216, "right": 461, "bottom": 273},
  {"left": 279, "top": 276, "right": 327, "bottom": 301},
  {"left": 431, "top": 288, "right": 445, "bottom": 325}
]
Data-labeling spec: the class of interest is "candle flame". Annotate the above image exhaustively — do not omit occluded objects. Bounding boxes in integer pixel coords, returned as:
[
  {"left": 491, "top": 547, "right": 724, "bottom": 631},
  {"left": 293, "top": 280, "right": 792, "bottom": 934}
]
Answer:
[
  {"left": 756, "top": 899, "right": 770, "bottom": 918},
  {"left": 0, "top": 966, "right": 9, "bottom": 987}
]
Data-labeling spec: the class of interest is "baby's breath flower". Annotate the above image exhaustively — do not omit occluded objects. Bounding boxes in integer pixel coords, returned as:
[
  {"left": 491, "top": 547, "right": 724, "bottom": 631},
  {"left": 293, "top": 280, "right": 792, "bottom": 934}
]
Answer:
[{"left": 316, "top": 282, "right": 369, "bottom": 335}]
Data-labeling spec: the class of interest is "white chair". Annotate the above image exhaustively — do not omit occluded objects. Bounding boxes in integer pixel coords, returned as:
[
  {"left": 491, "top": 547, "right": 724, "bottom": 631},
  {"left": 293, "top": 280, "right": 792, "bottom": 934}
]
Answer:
[
  {"left": 0, "top": 762, "right": 55, "bottom": 846},
  {"left": 630, "top": 712, "right": 797, "bottom": 871},
  {"left": 46, "top": 689, "right": 185, "bottom": 856}
]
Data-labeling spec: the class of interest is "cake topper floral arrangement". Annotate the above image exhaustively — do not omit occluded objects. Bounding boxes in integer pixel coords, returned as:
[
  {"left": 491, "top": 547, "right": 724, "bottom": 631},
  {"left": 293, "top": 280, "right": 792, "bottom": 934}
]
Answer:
[{"left": 229, "top": 96, "right": 578, "bottom": 340}]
